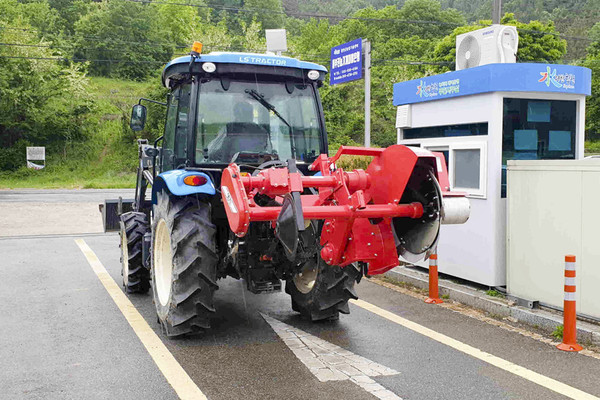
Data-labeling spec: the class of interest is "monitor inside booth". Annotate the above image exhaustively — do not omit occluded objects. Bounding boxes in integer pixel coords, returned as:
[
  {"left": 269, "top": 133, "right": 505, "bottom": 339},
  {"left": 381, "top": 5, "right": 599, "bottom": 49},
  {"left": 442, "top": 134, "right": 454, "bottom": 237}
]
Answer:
[{"left": 501, "top": 98, "right": 577, "bottom": 197}]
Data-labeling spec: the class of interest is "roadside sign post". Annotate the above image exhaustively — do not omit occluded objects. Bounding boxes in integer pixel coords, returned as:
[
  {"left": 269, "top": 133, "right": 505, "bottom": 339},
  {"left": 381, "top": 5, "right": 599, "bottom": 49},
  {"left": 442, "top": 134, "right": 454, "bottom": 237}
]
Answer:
[
  {"left": 330, "top": 38, "right": 371, "bottom": 147},
  {"left": 26, "top": 146, "right": 45, "bottom": 170},
  {"left": 363, "top": 39, "right": 371, "bottom": 148}
]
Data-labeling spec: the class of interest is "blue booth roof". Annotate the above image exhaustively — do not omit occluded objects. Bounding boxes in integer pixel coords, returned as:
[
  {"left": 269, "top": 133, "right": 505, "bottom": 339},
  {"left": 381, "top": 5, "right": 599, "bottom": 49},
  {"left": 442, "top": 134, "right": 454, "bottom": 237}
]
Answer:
[{"left": 393, "top": 63, "right": 592, "bottom": 106}]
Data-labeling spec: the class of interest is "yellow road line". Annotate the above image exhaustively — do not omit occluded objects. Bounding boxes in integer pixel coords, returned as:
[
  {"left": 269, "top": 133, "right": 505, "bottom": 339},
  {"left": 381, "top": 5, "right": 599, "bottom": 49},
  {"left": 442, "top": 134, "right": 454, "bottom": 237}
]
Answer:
[
  {"left": 75, "top": 239, "right": 207, "bottom": 400},
  {"left": 351, "top": 299, "right": 599, "bottom": 400}
]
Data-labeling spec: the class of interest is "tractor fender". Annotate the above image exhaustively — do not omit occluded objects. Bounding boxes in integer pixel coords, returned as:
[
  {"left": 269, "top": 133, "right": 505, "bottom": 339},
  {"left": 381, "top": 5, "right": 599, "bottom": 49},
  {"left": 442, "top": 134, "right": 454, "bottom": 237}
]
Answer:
[{"left": 152, "top": 170, "right": 216, "bottom": 204}]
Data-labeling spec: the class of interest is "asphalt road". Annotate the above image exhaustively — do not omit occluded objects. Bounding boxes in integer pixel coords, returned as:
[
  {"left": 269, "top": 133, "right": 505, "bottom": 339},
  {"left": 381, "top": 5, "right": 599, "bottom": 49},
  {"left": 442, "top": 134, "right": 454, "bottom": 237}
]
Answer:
[{"left": 1, "top": 190, "right": 599, "bottom": 400}]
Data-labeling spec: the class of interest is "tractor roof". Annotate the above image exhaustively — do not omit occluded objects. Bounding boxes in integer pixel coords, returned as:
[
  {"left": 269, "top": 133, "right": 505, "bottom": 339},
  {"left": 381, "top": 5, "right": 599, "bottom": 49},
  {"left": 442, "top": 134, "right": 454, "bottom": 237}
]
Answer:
[{"left": 162, "top": 52, "right": 328, "bottom": 87}]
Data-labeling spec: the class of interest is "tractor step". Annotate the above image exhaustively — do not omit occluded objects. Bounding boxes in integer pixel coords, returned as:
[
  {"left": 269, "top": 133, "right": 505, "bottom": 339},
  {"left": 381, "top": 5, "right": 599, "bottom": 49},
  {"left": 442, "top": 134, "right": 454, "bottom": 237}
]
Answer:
[
  {"left": 247, "top": 278, "right": 282, "bottom": 294},
  {"left": 100, "top": 198, "right": 134, "bottom": 232},
  {"left": 142, "top": 232, "right": 152, "bottom": 270},
  {"left": 246, "top": 268, "right": 282, "bottom": 294}
]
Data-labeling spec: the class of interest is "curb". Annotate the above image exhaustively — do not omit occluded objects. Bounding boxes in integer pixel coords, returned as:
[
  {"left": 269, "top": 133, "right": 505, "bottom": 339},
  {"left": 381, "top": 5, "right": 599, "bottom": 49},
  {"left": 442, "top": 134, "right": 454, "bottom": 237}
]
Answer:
[{"left": 384, "top": 265, "right": 600, "bottom": 346}]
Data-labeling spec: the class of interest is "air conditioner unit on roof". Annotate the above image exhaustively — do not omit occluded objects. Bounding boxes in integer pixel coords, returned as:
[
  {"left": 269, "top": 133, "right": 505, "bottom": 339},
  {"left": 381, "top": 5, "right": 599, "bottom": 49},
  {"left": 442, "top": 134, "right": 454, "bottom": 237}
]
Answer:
[{"left": 455, "top": 25, "right": 518, "bottom": 70}]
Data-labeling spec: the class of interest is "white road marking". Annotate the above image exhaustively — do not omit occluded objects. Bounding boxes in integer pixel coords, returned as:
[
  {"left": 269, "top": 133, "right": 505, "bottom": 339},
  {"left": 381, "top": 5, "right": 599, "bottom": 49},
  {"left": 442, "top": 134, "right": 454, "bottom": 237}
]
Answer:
[
  {"left": 75, "top": 239, "right": 207, "bottom": 400},
  {"left": 261, "top": 313, "right": 401, "bottom": 400},
  {"left": 351, "top": 299, "right": 600, "bottom": 400}
]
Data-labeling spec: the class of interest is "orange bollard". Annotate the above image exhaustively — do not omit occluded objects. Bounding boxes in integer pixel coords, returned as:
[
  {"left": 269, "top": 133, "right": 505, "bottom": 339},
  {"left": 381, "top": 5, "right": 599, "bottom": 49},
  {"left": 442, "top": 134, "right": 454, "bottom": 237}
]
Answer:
[
  {"left": 557, "top": 255, "right": 583, "bottom": 352},
  {"left": 425, "top": 253, "right": 443, "bottom": 304}
]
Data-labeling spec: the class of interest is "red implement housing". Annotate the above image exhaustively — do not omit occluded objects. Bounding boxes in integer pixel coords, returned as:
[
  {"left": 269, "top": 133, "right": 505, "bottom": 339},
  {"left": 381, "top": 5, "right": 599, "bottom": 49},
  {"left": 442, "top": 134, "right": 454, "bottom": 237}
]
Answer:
[{"left": 221, "top": 145, "right": 445, "bottom": 275}]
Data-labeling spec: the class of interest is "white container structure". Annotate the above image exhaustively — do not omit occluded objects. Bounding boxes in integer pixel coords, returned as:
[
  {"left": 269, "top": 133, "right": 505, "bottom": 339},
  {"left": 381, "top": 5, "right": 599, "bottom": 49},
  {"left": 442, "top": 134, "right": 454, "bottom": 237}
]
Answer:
[
  {"left": 393, "top": 63, "right": 591, "bottom": 286},
  {"left": 507, "top": 160, "right": 600, "bottom": 319}
]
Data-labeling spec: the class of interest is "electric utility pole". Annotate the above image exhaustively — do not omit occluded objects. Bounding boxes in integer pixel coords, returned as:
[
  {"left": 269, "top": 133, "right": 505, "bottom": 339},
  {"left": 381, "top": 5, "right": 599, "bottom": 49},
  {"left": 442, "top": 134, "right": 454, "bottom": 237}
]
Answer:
[{"left": 492, "top": 0, "right": 502, "bottom": 24}]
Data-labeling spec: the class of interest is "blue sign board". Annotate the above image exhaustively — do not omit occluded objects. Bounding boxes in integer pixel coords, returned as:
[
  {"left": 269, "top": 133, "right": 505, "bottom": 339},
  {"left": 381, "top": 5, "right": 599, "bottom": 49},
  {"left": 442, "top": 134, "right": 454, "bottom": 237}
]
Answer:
[
  {"left": 393, "top": 63, "right": 592, "bottom": 106},
  {"left": 330, "top": 38, "right": 362, "bottom": 85}
]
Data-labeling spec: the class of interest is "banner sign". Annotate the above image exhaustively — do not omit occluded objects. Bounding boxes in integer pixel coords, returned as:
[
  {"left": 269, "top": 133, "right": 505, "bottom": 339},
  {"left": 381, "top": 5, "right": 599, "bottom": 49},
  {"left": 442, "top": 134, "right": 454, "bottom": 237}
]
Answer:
[
  {"left": 27, "top": 161, "right": 45, "bottom": 170},
  {"left": 330, "top": 38, "right": 362, "bottom": 85},
  {"left": 393, "top": 63, "right": 592, "bottom": 106}
]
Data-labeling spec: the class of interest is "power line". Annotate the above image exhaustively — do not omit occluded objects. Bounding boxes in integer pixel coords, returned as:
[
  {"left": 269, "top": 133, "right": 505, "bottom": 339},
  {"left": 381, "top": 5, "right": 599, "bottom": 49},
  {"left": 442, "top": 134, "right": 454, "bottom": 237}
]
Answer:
[
  {"left": 114, "top": 0, "right": 465, "bottom": 26},
  {"left": 0, "top": 55, "right": 167, "bottom": 64},
  {"left": 3, "top": 54, "right": 597, "bottom": 67},
  {"left": 0, "top": 26, "right": 190, "bottom": 48},
  {"left": 517, "top": 28, "right": 593, "bottom": 42},
  {"left": 115, "top": 0, "right": 596, "bottom": 42},
  {"left": 0, "top": 6, "right": 593, "bottom": 48}
]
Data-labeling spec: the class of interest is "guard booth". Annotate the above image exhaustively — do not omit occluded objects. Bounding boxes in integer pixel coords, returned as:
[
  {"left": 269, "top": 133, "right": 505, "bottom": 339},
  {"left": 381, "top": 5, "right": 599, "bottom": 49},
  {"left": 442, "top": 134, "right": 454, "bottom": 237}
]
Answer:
[{"left": 393, "top": 63, "right": 591, "bottom": 286}]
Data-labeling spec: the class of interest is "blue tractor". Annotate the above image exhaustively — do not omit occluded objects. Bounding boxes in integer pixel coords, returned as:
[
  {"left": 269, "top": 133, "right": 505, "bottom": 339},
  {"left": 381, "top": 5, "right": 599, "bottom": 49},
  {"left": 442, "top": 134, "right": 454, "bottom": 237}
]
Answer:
[{"left": 118, "top": 44, "right": 469, "bottom": 337}]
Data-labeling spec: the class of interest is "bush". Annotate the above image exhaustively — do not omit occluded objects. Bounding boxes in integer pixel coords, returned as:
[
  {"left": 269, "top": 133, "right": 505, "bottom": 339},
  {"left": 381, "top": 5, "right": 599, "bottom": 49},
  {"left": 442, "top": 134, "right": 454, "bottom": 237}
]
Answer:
[{"left": 336, "top": 155, "right": 373, "bottom": 170}]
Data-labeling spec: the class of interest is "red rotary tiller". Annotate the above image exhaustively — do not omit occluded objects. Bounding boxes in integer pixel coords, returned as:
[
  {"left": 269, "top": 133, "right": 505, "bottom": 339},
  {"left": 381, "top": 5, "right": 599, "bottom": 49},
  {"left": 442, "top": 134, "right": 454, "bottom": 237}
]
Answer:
[{"left": 221, "top": 145, "right": 469, "bottom": 276}]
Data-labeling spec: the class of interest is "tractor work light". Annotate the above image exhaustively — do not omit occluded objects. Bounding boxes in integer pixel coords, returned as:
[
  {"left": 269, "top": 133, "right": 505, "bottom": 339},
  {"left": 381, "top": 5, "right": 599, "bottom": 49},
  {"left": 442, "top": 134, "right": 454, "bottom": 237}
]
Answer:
[
  {"left": 307, "top": 70, "right": 320, "bottom": 80},
  {"left": 183, "top": 175, "right": 208, "bottom": 186},
  {"left": 191, "top": 41, "right": 203, "bottom": 56},
  {"left": 202, "top": 62, "right": 216, "bottom": 73}
]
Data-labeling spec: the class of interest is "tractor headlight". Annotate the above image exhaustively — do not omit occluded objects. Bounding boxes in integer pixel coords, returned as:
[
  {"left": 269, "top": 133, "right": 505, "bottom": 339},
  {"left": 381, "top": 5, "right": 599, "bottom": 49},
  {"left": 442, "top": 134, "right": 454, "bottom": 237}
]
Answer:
[
  {"left": 202, "top": 62, "right": 216, "bottom": 73},
  {"left": 307, "top": 70, "right": 320, "bottom": 80}
]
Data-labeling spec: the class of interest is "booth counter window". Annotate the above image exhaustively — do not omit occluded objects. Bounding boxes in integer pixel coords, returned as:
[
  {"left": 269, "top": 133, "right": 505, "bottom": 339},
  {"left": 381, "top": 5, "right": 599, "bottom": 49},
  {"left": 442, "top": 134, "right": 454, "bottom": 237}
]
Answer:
[
  {"left": 422, "top": 142, "right": 487, "bottom": 199},
  {"left": 501, "top": 98, "right": 576, "bottom": 197}
]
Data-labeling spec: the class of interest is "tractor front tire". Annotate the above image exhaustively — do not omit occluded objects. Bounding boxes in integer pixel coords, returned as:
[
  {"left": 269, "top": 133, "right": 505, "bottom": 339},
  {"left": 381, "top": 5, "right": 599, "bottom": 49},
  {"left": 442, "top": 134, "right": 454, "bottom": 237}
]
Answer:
[
  {"left": 152, "top": 191, "right": 218, "bottom": 337},
  {"left": 119, "top": 212, "right": 150, "bottom": 294},
  {"left": 286, "top": 256, "right": 360, "bottom": 321}
]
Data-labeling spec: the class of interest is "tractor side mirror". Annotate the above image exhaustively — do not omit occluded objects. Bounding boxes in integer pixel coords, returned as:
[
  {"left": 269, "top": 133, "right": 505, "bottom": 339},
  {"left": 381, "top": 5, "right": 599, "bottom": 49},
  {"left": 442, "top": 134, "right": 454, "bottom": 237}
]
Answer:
[
  {"left": 144, "top": 147, "right": 159, "bottom": 158},
  {"left": 130, "top": 104, "right": 147, "bottom": 131}
]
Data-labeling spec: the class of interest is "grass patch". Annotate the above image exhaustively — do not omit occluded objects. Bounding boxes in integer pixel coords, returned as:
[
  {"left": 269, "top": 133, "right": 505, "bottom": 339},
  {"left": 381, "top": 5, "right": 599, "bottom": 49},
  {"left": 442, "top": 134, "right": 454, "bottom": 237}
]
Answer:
[
  {"left": 441, "top": 294, "right": 450, "bottom": 299},
  {"left": 377, "top": 275, "right": 428, "bottom": 295},
  {"left": 486, "top": 289, "right": 505, "bottom": 298},
  {"left": 552, "top": 325, "right": 564, "bottom": 340},
  {"left": 0, "top": 77, "right": 151, "bottom": 189}
]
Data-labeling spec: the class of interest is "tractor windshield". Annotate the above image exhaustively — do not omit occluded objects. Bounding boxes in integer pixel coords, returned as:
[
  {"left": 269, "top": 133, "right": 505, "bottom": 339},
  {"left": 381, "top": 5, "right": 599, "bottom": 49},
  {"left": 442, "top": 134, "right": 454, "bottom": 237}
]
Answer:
[{"left": 195, "top": 78, "right": 323, "bottom": 164}]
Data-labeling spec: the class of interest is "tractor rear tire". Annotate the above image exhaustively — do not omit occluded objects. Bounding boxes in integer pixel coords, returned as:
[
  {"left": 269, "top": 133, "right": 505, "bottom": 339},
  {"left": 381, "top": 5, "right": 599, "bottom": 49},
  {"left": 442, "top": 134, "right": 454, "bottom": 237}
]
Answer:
[
  {"left": 286, "top": 256, "right": 360, "bottom": 321},
  {"left": 152, "top": 191, "right": 218, "bottom": 337},
  {"left": 119, "top": 212, "right": 150, "bottom": 294}
]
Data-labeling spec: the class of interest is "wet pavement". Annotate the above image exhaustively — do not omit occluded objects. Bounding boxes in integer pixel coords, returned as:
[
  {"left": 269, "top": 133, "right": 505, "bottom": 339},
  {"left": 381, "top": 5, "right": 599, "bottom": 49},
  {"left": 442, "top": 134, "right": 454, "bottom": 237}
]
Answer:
[{"left": 1, "top": 190, "right": 599, "bottom": 400}]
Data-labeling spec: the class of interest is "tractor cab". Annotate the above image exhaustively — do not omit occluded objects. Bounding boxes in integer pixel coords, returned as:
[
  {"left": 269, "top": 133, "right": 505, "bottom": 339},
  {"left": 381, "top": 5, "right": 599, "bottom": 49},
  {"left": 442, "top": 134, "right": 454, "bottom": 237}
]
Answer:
[{"left": 150, "top": 50, "right": 329, "bottom": 173}]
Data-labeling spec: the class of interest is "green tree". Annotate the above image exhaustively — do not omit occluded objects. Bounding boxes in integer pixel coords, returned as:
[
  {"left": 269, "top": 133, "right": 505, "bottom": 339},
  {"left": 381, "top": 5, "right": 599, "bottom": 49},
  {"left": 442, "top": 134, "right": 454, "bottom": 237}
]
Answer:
[
  {"left": 242, "top": 0, "right": 285, "bottom": 30},
  {"left": 298, "top": 1, "right": 465, "bottom": 147},
  {"left": 584, "top": 22, "right": 600, "bottom": 140},
  {"left": 73, "top": 1, "right": 173, "bottom": 80},
  {"left": 0, "top": 0, "right": 93, "bottom": 170},
  {"left": 153, "top": 0, "right": 205, "bottom": 47}
]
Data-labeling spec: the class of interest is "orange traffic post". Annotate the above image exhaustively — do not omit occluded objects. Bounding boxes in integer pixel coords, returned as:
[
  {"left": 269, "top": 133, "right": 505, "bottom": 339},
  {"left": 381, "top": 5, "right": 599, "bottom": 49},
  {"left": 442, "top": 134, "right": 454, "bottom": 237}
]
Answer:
[
  {"left": 557, "top": 255, "right": 583, "bottom": 352},
  {"left": 425, "top": 253, "right": 443, "bottom": 304}
]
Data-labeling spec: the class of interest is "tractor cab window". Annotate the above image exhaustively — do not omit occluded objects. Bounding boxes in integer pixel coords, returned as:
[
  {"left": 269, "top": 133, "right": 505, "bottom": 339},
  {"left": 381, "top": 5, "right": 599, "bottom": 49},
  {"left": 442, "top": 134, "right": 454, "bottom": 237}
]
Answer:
[
  {"left": 162, "top": 84, "right": 191, "bottom": 171},
  {"left": 195, "top": 78, "right": 322, "bottom": 165}
]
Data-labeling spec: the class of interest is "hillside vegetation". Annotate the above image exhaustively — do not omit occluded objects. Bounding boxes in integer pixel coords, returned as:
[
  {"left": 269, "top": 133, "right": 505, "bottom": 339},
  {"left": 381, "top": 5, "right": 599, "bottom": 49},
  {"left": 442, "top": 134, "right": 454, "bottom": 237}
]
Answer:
[{"left": 1, "top": 0, "right": 599, "bottom": 188}]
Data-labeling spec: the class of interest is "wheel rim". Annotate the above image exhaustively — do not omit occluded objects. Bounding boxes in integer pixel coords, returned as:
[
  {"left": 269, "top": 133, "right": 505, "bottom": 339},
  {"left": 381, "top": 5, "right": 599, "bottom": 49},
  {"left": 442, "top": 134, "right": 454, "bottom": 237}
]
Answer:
[
  {"left": 154, "top": 219, "right": 173, "bottom": 307},
  {"left": 293, "top": 257, "right": 319, "bottom": 294},
  {"left": 121, "top": 228, "right": 129, "bottom": 287}
]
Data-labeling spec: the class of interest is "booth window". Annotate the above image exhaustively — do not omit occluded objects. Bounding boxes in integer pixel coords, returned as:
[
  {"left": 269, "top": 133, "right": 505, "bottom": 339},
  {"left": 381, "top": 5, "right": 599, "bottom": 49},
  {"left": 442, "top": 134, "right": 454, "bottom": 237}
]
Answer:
[
  {"left": 502, "top": 98, "right": 576, "bottom": 197},
  {"left": 422, "top": 142, "right": 487, "bottom": 198},
  {"left": 403, "top": 122, "right": 488, "bottom": 140}
]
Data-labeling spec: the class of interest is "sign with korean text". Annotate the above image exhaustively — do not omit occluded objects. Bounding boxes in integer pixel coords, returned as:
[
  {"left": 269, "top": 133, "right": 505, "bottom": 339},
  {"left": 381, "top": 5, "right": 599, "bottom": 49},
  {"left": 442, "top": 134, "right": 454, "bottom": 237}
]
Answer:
[
  {"left": 393, "top": 63, "right": 591, "bottom": 106},
  {"left": 330, "top": 38, "right": 362, "bottom": 85}
]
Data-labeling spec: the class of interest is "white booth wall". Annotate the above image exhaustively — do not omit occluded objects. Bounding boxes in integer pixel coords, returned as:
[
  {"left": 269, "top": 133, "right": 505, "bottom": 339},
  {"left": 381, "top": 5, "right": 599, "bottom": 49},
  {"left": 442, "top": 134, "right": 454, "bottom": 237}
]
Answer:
[{"left": 397, "top": 91, "right": 586, "bottom": 287}]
